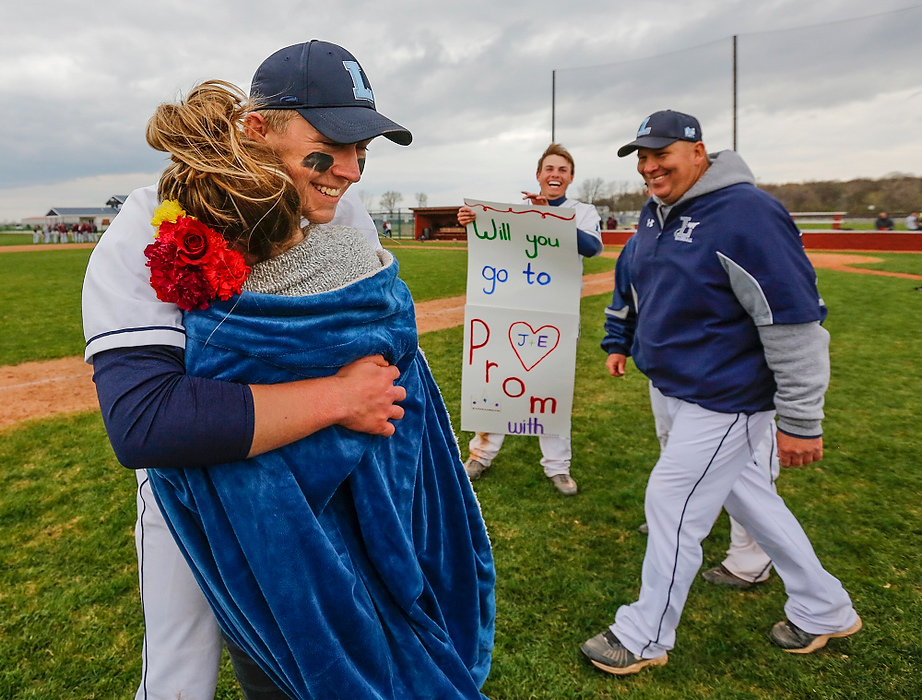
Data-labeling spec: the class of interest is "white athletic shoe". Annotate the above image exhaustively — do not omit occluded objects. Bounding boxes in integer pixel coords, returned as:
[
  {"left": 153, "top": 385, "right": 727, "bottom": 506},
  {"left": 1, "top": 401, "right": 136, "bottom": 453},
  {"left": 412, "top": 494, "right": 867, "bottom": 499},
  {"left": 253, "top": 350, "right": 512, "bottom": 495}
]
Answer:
[
  {"left": 549, "top": 473, "right": 578, "bottom": 496},
  {"left": 464, "top": 459, "right": 488, "bottom": 481}
]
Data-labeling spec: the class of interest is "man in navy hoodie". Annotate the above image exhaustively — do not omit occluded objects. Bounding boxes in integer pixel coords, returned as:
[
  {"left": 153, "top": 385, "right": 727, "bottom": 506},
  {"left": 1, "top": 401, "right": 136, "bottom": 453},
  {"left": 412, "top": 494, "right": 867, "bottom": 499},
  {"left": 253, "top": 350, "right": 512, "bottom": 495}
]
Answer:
[{"left": 581, "top": 110, "right": 860, "bottom": 675}]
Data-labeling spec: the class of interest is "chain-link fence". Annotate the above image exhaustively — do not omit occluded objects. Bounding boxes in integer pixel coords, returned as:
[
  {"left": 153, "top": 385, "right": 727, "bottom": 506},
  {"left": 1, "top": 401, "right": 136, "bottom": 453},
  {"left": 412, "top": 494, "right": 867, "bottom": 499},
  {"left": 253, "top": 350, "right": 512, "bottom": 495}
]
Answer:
[
  {"left": 552, "top": 6, "right": 922, "bottom": 199},
  {"left": 370, "top": 210, "right": 414, "bottom": 239}
]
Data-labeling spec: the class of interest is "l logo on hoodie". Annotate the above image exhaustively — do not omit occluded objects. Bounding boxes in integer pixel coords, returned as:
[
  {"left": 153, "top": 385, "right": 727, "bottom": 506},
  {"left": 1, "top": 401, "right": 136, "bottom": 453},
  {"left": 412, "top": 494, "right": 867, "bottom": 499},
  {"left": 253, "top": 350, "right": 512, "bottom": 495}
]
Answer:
[{"left": 674, "top": 216, "right": 700, "bottom": 243}]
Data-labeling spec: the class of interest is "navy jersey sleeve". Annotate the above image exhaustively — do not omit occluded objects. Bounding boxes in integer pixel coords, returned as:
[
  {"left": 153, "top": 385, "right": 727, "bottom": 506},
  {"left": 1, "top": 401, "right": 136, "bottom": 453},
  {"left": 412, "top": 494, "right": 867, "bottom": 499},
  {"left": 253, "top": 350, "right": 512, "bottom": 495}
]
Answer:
[
  {"left": 93, "top": 346, "right": 255, "bottom": 469},
  {"left": 577, "top": 229, "right": 604, "bottom": 258},
  {"left": 601, "top": 237, "right": 637, "bottom": 355}
]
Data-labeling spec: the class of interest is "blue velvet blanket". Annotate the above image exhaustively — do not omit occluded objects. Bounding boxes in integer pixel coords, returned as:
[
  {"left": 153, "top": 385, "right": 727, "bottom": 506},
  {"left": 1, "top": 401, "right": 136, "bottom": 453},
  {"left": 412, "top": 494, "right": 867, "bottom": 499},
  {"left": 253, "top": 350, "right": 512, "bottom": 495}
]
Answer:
[{"left": 148, "top": 257, "right": 495, "bottom": 699}]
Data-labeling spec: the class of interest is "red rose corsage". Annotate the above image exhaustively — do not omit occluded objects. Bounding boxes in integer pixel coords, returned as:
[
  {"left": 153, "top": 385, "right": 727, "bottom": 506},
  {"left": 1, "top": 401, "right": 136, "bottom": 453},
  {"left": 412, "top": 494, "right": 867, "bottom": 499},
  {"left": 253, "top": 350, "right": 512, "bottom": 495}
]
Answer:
[{"left": 144, "top": 200, "right": 250, "bottom": 311}]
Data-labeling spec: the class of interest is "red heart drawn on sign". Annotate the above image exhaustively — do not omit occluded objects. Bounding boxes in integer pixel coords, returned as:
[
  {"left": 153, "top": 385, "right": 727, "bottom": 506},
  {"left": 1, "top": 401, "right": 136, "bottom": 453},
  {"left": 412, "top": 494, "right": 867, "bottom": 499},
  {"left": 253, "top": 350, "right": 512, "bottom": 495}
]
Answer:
[{"left": 508, "top": 322, "right": 561, "bottom": 371}]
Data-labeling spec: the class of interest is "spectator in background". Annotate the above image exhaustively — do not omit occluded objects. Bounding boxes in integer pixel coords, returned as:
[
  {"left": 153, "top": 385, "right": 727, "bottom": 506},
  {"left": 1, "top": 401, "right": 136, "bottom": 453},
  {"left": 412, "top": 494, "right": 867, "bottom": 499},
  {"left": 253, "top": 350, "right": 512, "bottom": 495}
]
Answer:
[
  {"left": 905, "top": 211, "right": 920, "bottom": 231},
  {"left": 606, "top": 215, "right": 618, "bottom": 229},
  {"left": 875, "top": 212, "right": 894, "bottom": 230}
]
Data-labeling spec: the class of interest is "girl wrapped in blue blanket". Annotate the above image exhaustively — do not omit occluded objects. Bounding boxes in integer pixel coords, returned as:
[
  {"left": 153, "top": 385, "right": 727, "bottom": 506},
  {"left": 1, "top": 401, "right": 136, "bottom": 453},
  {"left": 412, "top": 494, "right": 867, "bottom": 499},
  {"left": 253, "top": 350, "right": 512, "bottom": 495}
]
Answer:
[{"left": 143, "top": 80, "right": 495, "bottom": 700}]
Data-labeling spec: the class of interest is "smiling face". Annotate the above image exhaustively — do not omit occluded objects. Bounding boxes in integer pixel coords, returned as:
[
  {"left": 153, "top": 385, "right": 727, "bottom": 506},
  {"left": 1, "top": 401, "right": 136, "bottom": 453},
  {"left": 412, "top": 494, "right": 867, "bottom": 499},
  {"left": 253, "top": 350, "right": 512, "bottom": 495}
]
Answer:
[
  {"left": 536, "top": 154, "right": 575, "bottom": 200},
  {"left": 636, "top": 140, "right": 708, "bottom": 205},
  {"left": 258, "top": 115, "right": 370, "bottom": 224}
]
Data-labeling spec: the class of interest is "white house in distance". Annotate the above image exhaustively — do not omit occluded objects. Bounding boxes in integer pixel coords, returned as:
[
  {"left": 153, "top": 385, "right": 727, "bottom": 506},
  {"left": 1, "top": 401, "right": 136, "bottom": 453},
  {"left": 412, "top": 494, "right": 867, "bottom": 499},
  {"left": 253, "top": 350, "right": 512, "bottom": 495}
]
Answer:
[{"left": 21, "top": 196, "right": 125, "bottom": 230}]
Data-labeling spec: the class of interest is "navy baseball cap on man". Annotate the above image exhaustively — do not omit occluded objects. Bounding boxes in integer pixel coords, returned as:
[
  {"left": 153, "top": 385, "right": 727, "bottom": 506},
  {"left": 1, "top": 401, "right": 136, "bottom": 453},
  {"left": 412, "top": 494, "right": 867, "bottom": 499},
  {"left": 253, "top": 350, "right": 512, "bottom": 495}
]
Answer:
[
  {"left": 250, "top": 40, "right": 412, "bottom": 146},
  {"left": 617, "top": 110, "right": 701, "bottom": 157}
]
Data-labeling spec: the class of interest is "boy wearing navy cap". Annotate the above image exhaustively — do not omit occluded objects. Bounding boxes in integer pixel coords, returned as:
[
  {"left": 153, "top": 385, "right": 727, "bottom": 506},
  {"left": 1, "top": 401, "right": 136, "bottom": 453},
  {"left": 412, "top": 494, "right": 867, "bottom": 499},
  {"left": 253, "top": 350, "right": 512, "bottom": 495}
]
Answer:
[
  {"left": 581, "top": 110, "right": 860, "bottom": 675},
  {"left": 83, "top": 41, "right": 411, "bottom": 700}
]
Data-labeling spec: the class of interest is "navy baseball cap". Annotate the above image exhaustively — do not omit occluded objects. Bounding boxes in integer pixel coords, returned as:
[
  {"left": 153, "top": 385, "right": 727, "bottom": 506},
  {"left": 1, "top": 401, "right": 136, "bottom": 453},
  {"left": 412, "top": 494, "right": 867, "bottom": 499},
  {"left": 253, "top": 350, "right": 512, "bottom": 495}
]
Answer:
[
  {"left": 250, "top": 40, "right": 412, "bottom": 146},
  {"left": 617, "top": 110, "right": 702, "bottom": 157}
]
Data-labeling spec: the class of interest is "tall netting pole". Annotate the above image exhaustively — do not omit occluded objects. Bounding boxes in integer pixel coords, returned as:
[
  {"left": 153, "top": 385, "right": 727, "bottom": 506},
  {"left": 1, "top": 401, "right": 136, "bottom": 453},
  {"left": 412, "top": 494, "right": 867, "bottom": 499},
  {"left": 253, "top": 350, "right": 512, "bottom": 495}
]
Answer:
[
  {"left": 732, "top": 35, "right": 738, "bottom": 151},
  {"left": 552, "top": 69, "right": 556, "bottom": 143}
]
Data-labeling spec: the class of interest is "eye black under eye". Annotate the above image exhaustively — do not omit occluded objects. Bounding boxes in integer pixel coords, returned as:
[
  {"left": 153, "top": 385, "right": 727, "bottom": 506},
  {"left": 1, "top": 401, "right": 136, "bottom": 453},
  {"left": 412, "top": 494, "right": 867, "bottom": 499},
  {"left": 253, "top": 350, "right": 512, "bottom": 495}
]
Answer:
[{"left": 301, "top": 152, "right": 334, "bottom": 173}]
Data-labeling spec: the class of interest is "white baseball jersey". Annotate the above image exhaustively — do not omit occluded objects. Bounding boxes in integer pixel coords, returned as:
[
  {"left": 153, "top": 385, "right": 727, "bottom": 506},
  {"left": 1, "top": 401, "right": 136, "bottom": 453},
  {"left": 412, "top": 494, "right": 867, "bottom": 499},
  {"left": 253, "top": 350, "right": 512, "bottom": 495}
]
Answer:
[
  {"left": 82, "top": 183, "right": 382, "bottom": 700},
  {"left": 82, "top": 185, "right": 380, "bottom": 362},
  {"left": 556, "top": 196, "right": 602, "bottom": 240}
]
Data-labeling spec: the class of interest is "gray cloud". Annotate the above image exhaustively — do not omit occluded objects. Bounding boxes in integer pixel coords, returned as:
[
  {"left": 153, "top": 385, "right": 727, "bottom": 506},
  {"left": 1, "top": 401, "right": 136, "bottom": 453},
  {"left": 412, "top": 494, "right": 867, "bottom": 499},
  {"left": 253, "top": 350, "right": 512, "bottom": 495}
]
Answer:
[{"left": 1, "top": 0, "right": 920, "bottom": 220}]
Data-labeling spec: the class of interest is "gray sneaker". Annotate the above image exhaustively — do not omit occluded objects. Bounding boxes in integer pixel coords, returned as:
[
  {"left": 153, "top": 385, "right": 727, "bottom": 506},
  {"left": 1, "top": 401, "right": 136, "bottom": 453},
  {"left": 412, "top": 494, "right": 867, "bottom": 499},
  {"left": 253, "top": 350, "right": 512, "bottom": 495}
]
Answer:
[
  {"left": 770, "top": 616, "right": 862, "bottom": 654},
  {"left": 581, "top": 630, "right": 668, "bottom": 675},
  {"left": 464, "top": 459, "right": 488, "bottom": 481},
  {"left": 702, "top": 565, "right": 762, "bottom": 590},
  {"left": 550, "top": 473, "right": 578, "bottom": 495}
]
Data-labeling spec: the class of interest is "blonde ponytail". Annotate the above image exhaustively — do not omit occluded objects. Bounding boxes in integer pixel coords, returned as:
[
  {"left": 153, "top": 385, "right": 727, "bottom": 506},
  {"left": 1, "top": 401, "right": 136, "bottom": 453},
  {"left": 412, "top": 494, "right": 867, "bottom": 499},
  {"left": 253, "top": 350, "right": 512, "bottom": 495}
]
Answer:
[{"left": 147, "top": 80, "right": 300, "bottom": 261}]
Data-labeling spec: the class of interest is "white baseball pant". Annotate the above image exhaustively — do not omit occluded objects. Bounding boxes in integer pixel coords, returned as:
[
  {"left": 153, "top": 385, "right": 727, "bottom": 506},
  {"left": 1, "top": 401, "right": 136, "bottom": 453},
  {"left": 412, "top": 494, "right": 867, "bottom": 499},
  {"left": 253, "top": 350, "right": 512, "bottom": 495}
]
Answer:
[
  {"left": 612, "top": 392, "right": 858, "bottom": 659},
  {"left": 468, "top": 432, "right": 572, "bottom": 477},
  {"left": 649, "top": 383, "right": 773, "bottom": 583},
  {"left": 134, "top": 470, "right": 222, "bottom": 700}
]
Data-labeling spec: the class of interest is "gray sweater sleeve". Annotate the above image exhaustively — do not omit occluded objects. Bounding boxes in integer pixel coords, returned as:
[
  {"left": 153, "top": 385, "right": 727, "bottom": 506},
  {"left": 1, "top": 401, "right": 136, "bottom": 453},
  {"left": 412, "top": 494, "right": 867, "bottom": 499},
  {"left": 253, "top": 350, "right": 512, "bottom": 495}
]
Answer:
[{"left": 757, "top": 322, "right": 829, "bottom": 437}]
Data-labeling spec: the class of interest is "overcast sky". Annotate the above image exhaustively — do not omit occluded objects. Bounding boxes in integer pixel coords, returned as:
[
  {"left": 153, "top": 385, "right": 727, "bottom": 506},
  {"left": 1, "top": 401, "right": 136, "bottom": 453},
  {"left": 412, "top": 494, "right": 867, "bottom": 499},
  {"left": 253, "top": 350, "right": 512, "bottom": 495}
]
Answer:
[{"left": 1, "top": 0, "right": 920, "bottom": 221}]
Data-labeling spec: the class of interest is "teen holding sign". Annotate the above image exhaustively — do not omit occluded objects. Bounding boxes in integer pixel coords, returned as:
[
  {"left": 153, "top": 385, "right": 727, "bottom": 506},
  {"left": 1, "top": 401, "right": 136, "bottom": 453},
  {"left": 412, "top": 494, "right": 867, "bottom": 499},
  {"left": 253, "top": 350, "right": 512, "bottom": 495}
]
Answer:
[{"left": 458, "top": 144, "right": 602, "bottom": 495}]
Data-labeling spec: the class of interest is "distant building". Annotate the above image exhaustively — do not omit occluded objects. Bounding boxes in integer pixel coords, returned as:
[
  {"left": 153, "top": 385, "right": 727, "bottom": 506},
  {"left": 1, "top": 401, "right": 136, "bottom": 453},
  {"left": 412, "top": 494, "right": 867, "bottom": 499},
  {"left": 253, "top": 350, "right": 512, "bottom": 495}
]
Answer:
[
  {"left": 21, "top": 196, "right": 127, "bottom": 230},
  {"left": 411, "top": 206, "right": 465, "bottom": 240}
]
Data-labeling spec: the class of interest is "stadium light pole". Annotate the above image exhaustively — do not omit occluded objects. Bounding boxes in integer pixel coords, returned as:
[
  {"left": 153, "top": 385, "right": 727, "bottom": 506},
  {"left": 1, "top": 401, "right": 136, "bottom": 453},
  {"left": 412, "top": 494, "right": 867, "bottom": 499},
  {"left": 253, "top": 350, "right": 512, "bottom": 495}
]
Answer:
[
  {"left": 732, "top": 35, "right": 738, "bottom": 151},
  {"left": 551, "top": 69, "right": 556, "bottom": 143}
]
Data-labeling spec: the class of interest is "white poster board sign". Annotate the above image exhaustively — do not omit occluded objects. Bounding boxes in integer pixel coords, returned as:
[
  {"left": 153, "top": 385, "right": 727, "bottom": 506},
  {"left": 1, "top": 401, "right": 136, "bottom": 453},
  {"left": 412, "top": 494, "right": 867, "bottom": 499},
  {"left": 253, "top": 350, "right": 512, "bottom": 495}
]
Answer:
[{"left": 460, "top": 199, "right": 582, "bottom": 439}]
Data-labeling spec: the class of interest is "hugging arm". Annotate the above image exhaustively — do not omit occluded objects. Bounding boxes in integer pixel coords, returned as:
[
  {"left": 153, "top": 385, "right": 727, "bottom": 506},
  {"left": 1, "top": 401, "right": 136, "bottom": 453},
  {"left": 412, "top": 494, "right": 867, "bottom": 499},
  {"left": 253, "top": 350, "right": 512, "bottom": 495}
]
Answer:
[{"left": 94, "top": 346, "right": 405, "bottom": 469}]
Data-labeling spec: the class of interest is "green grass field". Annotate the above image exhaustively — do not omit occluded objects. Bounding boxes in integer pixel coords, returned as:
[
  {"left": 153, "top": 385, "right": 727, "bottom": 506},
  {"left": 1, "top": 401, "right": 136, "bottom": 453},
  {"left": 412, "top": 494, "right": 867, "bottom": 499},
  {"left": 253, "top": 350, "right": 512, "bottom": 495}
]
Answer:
[
  {"left": 0, "top": 232, "right": 34, "bottom": 246},
  {"left": 0, "top": 248, "right": 92, "bottom": 364},
  {"left": 0, "top": 245, "right": 616, "bottom": 366},
  {"left": 799, "top": 220, "right": 917, "bottom": 231},
  {"left": 822, "top": 251, "right": 922, "bottom": 277},
  {"left": 0, "top": 247, "right": 920, "bottom": 698}
]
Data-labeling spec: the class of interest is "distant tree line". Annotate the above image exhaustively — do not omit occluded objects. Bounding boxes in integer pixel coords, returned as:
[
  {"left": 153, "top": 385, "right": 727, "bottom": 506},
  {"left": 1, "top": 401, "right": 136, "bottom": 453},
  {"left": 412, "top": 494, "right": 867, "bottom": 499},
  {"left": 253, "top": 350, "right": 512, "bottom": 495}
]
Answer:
[
  {"left": 758, "top": 174, "right": 921, "bottom": 216},
  {"left": 578, "top": 178, "right": 648, "bottom": 213},
  {"left": 580, "top": 173, "right": 922, "bottom": 216}
]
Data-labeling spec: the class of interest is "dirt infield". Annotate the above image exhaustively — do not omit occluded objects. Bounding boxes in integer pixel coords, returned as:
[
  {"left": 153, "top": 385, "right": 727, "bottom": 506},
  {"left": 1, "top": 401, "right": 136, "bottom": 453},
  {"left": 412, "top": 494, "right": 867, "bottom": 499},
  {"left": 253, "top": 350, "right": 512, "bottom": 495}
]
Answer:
[
  {"left": 0, "top": 242, "right": 97, "bottom": 253},
  {"left": 805, "top": 253, "right": 922, "bottom": 279},
  {"left": 0, "top": 357, "right": 95, "bottom": 429},
  {"left": 2, "top": 252, "right": 918, "bottom": 430},
  {"left": 412, "top": 269, "right": 619, "bottom": 335}
]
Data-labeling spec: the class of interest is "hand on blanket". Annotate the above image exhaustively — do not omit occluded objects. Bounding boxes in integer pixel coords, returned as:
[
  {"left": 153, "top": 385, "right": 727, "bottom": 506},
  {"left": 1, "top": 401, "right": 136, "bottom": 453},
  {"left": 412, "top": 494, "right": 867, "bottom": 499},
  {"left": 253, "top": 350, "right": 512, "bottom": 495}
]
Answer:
[
  {"left": 248, "top": 356, "right": 406, "bottom": 456},
  {"left": 335, "top": 355, "right": 406, "bottom": 436}
]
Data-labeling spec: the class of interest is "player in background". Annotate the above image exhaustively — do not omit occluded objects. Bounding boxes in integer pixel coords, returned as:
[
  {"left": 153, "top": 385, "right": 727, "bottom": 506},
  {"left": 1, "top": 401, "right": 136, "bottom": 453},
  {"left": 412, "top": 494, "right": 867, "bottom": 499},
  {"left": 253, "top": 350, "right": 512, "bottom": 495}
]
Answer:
[
  {"left": 82, "top": 41, "right": 410, "bottom": 700},
  {"left": 458, "top": 143, "right": 603, "bottom": 495},
  {"left": 583, "top": 109, "right": 860, "bottom": 676},
  {"left": 646, "top": 382, "right": 776, "bottom": 589}
]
